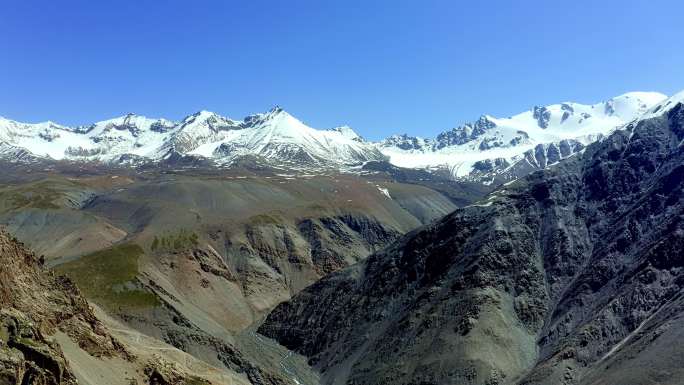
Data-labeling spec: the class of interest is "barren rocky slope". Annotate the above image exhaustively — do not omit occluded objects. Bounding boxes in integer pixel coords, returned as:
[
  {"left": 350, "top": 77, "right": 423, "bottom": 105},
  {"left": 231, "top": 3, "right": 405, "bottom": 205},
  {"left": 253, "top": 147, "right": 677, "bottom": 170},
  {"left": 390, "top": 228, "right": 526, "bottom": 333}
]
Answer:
[
  {"left": 0, "top": 161, "right": 474, "bottom": 385},
  {"left": 0, "top": 228, "right": 259, "bottom": 385},
  {"left": 259, "top": 98, "right": 684, "bottom": 384},
  {"left": 0, "top": 228, "right": 121, "bottom": 384}
]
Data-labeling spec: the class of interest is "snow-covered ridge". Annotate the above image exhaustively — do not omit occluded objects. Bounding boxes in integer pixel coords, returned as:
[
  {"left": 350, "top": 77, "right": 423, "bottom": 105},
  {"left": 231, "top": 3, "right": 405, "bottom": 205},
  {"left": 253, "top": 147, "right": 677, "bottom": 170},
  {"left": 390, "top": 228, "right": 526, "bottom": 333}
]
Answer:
[
  {"left": 638, "top": 89, "right": 684, "bottom": 120},
  {"left": 0, "top": 107, "right": 384, "bottom": 168},
  {"left": 377, "top": 91, "right": 668, "bottom": 178},
  {"left": 0, "top": 91, "right": 675, "bottom": 181}
]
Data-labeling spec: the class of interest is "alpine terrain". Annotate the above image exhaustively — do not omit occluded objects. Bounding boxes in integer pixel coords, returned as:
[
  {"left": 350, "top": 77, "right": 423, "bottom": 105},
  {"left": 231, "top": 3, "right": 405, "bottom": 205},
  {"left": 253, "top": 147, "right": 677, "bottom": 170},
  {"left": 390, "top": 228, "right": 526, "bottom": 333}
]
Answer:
[
  {"left": 378, "top": 92, "right": 666, "bottom": 183},
  {"left": 260, "top": 92, "right": 684, "bottom": 385},
  {"left": 4, "top": 0, "right": 684, "bottom": 383},
  {"left": 0, "top": 89, "right": 682, "bottom": 385},
  {"left": 0, "top": 92, "right": 665, "bottom": 184},
  {"left": 0, "top": 227, "right": 260, "bottom": 385}
]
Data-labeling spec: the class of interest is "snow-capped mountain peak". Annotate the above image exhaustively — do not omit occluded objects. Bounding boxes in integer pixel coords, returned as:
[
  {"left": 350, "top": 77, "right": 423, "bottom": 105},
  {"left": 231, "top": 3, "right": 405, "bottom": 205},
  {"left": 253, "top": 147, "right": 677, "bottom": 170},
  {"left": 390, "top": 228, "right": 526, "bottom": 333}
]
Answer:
[
  {"left": 0, "top": 107, "right": 386, "bottom": 168},
  {"left": 378, "top": 91, "right": 668, "bottom": 181},
  {"left": 177, "top": 110, "right": 239, "bottom": 133},
  {"left": 0, "top": 90, "right": 675, "bottom": 181},
  {"left": 188, "top": 107, "right": 385, "bottom": 167},
  {"left": 83, "top": 113, "right": 176, "bottom": 136},
  {"left": 330, "top": 125, "right": 363, "bottom": 141},
  {"left": 638, "top": 89, "right": 684, "bottom": 120}
]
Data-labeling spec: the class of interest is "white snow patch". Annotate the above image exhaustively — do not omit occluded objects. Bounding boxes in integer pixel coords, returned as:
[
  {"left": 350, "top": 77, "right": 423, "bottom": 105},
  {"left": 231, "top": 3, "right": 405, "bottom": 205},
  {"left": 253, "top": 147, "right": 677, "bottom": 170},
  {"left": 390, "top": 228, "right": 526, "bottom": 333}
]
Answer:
[
  {"left": 377, "top": 91, "right": 667, "bottom": 178},
  {"left": 376, "top": 186, "right": 392, "bottom": 199}
]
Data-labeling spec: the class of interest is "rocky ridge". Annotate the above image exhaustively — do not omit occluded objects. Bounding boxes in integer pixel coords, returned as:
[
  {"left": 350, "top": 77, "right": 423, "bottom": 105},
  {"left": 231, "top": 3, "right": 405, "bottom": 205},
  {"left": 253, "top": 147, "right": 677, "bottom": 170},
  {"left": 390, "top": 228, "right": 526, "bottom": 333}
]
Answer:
[
  {"left": 0, "top": 92, "right": 667, "bottom": 185},
  {"left": 0, "top": 228, "right": 267, "bottom": 385},
  {"left": 378, "top": 91, "right": 666, "bottom": 183},
  {"left": 0, "top": 228, "right": 126, "bottom": 384},
  {"left": 259, "top": 93, "right": 684, "bottom": 384}
]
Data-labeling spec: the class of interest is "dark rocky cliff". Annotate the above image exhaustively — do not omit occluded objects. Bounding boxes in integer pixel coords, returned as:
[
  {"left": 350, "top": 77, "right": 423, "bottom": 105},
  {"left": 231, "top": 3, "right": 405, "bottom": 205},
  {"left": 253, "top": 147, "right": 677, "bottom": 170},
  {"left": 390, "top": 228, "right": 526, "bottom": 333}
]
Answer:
[{"left": 259, "top": 103, "right": 684, "bottom": 385}]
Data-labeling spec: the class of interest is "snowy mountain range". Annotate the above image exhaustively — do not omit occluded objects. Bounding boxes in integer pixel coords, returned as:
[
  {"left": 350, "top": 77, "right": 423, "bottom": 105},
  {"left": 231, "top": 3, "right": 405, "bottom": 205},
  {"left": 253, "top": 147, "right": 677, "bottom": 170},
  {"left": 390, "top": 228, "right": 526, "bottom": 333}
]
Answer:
[
  {"left": 0, "top": 91, "right": 677, "bottom": 183},
  {"left": 0, "top": 107, "right": 384, "bottom": 169},
  {"left": 378, "top": 91, "right": 667, "bottom": 183}
]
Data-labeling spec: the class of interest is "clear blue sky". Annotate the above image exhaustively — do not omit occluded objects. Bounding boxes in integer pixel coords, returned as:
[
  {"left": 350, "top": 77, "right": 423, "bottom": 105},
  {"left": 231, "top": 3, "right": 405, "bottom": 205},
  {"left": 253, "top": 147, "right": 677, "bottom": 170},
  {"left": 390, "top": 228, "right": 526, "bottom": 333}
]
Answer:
[{"left": 2, "top": 0, "right": 683, "bottom": 140}]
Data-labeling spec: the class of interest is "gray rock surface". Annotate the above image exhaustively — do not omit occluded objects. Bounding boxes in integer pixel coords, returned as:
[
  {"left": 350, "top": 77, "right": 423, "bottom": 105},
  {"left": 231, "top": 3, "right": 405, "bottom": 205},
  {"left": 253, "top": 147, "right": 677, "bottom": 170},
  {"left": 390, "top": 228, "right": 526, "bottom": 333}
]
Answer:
[{"left": 259, "top": 102, "right": 684, "bottom": 385}]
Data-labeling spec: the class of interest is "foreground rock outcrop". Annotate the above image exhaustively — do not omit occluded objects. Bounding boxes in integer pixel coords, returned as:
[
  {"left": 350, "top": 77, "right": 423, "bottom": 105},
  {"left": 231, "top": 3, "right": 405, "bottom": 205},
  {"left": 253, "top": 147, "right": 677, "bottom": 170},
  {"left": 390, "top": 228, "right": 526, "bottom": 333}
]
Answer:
[
  {"left": 259, "top": 98, "right": 684, "bottom": 384},
  {"left": 0, "top": 227, "right": 131, "bottom": 384},
  {"left": 0, "top": 228, "right": 253, "bottom": 385}
]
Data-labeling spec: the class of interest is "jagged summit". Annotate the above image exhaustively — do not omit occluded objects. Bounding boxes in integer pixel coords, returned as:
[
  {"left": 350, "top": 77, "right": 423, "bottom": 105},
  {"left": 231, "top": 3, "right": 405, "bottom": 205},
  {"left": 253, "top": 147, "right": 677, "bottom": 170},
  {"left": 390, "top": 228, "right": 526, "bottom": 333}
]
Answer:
[
  {"left": 330, "top": 125, "right": 363, "bottom": 141},
  {"left": 378, "top": 91, "right": 668, "bottom": 181},
  {"left": 0, "top": 91, "right": 672, "bottom": 181},
  {"left": 0, "top": 106, "right": 385, "bottom": 169}
]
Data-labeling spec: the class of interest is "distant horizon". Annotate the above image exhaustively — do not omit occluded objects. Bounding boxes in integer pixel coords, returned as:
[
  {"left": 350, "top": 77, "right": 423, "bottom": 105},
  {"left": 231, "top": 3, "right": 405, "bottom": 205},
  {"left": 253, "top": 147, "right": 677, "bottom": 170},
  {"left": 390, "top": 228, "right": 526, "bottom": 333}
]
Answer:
[{"left": 2, "top": 0, "right": 684, "bottom": 140}]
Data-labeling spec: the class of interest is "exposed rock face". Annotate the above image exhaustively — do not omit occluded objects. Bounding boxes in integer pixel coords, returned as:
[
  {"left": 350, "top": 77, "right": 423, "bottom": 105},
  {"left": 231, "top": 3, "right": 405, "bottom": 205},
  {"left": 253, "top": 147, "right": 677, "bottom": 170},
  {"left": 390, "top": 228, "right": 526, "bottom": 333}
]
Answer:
[
  {"left": 526, "top": 139, "right": 584, "bottom": 168},
  {"left": 0, "top": 229, "right": 125, "bottom": 384},
  {"left": 259, "top": 102, "right": 684, "bottom": 384},
  {"left": 380, "top": 134, "right": 433, "bottom": 151},
  {"left": 0, "top": 230, "right": 248, "bottom": 385},
  {"left": 378, "top": 92, "right": 666, "bottom": 185},
  {"left": 295, "top": 214, "right": 401, "bottom": 276},
  {"left": 467, "top": 140, "right": 586, "bottom": 186},
  {"left": 533, "top": 105, "right": 551, "bottom": 128},
  {"left": 435, "top": 116, "right": 497, "bottom": 149},
  {"left": 0, "top": 308, "right": 73, "bottom": 385}
]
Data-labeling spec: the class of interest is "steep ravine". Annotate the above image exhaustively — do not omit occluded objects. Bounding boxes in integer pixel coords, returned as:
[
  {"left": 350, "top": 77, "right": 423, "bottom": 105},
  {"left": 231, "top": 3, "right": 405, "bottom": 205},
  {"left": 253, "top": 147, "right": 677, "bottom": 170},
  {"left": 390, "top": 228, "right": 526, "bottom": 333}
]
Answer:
[{"left": 114, "top": 211, "right": 407, "bottom": 385}]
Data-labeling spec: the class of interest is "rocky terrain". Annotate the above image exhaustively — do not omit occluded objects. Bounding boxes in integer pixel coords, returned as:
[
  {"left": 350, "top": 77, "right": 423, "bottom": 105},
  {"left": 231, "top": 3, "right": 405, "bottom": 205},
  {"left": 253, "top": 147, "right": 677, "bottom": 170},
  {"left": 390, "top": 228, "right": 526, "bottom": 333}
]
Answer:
[
  {"left": 0, "top": 159, "right": 471, "bottom": 385},
  {"left": 3, "top": 89, "right": 682, "bottom": 385},
  {"left": 0, "top": 228, "right": 261, "bottom": 385},
  {"left": 0, "top": 227, "right": 120, "bottom": 384},
  {"left": 259, "top": 94, "right": 684, "bottom": 385}
]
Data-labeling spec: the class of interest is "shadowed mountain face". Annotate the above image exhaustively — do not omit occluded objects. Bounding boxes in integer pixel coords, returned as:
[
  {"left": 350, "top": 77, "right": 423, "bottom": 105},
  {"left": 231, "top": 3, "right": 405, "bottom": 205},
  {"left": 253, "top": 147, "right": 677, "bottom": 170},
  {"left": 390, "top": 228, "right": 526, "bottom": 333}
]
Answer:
[{"left": 259, "top": 103, "right": 684, "bottom": 385}]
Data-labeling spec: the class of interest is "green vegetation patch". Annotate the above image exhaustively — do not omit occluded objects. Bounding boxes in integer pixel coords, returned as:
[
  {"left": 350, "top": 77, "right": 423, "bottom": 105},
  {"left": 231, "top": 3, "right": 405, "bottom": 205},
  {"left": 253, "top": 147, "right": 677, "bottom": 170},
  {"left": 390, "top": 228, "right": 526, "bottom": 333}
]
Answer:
[
  {"left": 0, "top": 325, "right": 10, "bottom": 345},
  {"left": 55, "top": 243, "right": 160, "bottom": 311},
  {"left": 247, "top": 212, "right": 285, "bottom": 226},
  {"left": 150, "top": 229, "right": 199, "bottom": 252},
  {"left": 0, "top": 179, "right": 92, "bottom": 212},
  {"left": 0, "top": 186, "right": 62, "bottom": 211}
]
